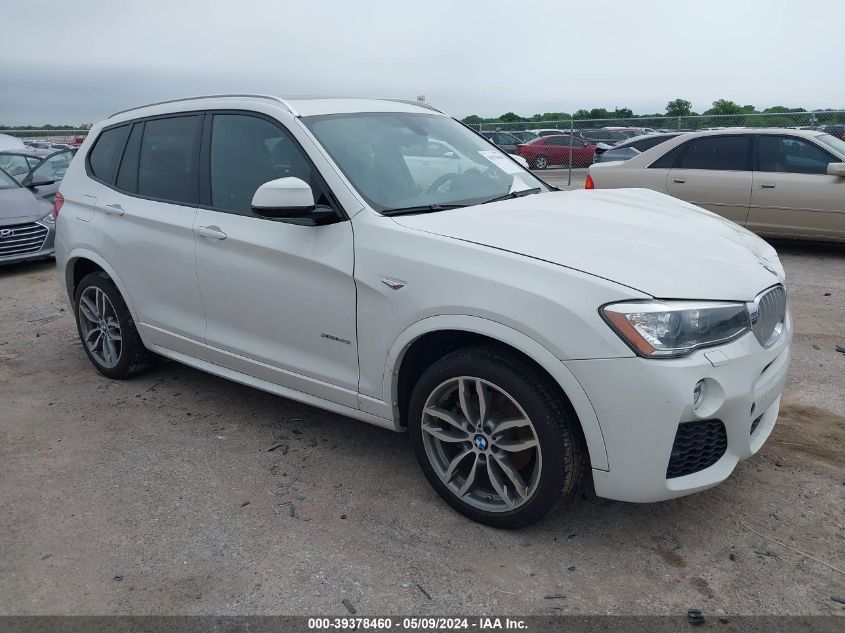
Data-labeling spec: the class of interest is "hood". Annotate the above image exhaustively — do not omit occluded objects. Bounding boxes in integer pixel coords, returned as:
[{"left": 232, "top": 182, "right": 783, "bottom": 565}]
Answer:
[
  {"left": 391, "top": 188, "right": 783, "bottom": 300},
  {"left": 0, "top": 187, "right": 53, "bottom": 225}
]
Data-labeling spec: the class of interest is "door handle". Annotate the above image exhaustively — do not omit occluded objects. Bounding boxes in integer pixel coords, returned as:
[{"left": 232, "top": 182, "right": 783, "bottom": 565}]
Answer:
[
  {"left": 672, "top": 177, "right": 686, "bottom": 184},
  {"left": 196, "top": 225, "right": 227, "bottom": 240},
  {"left": 760, "top": 183, "right": 776, "bottom": 189},
  {"left": 103, "top": 203, "right": 125, "bottom": 216}
]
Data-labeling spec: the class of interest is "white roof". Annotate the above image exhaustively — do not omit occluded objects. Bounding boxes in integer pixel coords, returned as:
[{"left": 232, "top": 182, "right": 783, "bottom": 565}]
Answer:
[
  {"left": 107, "top": 94, "right": 445, "bottom": 123},
  {"left": 0, "top": 133, "right": 27, "bottom": 152}
]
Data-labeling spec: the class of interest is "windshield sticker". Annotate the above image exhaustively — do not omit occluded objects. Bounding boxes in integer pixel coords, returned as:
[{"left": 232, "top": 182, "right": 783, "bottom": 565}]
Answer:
[{"left": 478, "top": 150, "right": 523, "bottom": 174}]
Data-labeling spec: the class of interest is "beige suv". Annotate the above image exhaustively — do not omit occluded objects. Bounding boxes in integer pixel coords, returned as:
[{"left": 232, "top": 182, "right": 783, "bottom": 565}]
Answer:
[{"left": 587, "top": 128, "right": 845, "bottom": 242}]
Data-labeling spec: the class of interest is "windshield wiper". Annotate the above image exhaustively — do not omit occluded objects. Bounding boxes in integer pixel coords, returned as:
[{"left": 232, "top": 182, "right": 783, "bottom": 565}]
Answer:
[
  {"left": 479, "top": 187, "right": 542, "bottom": 205},
  {"left": 382, "top": 203, "right": 466, "bottom": 217}
]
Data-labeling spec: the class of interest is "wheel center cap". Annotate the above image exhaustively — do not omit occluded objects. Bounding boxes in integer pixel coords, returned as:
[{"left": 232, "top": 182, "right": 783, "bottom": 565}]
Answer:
[{"left": 474, "top": 434, "right": 488, "bottom": 451}]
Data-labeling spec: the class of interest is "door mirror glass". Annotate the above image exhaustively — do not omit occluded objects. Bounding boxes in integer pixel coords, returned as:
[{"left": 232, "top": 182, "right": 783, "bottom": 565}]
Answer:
[
  {"left": 826, "top": 162, "right": 845, "bottom": 177},
  {"left": 251, "top": 177, "right": 315, "bottom": 216}
]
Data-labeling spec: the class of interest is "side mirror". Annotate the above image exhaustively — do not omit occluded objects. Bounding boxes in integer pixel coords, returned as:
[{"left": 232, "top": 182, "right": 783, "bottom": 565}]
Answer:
[
  {"left": 251, "top": 177, "right": 337, "bottom": 225},
  {"left": 27, "top": 178, "right": 56, "bottom": 188},
  {"left": 443, "top": 151, "right": 458, "bottom": 159},
  {"left": 826, "top": 162, "right": 845, "bottom": 177}
]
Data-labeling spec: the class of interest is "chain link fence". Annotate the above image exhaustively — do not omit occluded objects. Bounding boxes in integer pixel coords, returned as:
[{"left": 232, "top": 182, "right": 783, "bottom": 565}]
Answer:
[{"left": 470, "top": 111, "right": 845, "bottom": 185}]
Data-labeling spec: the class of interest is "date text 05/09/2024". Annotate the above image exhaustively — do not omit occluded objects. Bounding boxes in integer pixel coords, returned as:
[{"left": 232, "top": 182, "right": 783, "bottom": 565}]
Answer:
[{"left": 307, "top": 617, "right": 527, "bottom": 630}]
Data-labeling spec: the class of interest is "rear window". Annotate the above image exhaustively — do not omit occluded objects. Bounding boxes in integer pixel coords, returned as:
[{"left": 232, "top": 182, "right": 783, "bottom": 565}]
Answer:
[
  {"left": 676, "top": 135, "right": 750, "bottom": 171},
  {"left": 631, "top": 136, "right": 674, "bottom": 152},
  {"left": 648, "top": 143, "right": 686, "bottom": 169},
  {"left": 88, "top": 125, "right": 130, "bottom": 183}
]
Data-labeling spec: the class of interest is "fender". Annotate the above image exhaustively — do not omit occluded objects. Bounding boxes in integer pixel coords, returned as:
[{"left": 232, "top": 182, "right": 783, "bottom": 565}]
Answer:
[
  {"left": 380, "top": 314, "right": 609, "bottom": 471},
  {"left": 63, "top": 247, "right": 141, "bottom": 325}
]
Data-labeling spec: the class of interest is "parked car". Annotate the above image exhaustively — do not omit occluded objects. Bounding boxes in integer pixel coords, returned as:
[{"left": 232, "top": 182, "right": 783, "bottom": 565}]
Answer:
[
  {"left": 819, "top": 125, "right": 845, "bottom": 140},
  {"left": 0, "top": 133, "right": 28, "bottom": 152},
  {"left": 593, "top": 133, "right": 684, "bottom": 163},
  {"left": 517, "top": 135, "right": 596, "bottom": 169},
  {"left": 480, "top": 131, "right": 523, "bottom": 154},
  {"left": 603, "top": 126, "right": 657, "bottom": 136},
  {"left": 508, "top": 130, "right": 539, "bottom": 143},
  {"left": 0, "top": 148, "right": 75, "bottom": 202},
  {"left": 587, "top": 128, "right": 845, "bottom": 242},
  {"left": 0, "top": 167, "right": 56, "bottom": 265},
  {"left": 0, "top": 149, "right": 50, "bottom": 178},
  {"left": 57, "top": 95, "right": 790, "bottom": 527},
  {"left": 529, "top": 128, "right": 569, "bottom": 137},
  {"left": 576, "top": 129, "right": 631, "bottom": 145}
]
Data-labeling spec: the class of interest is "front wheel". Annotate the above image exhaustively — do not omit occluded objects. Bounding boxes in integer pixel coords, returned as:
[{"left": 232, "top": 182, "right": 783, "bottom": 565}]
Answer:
[{"left": 408, "top": 347, "right": 585, "bottom": 528}]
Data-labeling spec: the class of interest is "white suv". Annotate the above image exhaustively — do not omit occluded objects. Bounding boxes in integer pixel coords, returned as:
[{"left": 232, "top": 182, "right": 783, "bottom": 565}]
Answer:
[{"left": 55, "top": 95, "right": 791, "bottom": 527}]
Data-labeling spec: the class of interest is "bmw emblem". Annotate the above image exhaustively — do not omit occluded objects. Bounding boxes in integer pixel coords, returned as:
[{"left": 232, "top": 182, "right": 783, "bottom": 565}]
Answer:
[{"left": 474, "top": 435, "right": 487, "bottom": 450}]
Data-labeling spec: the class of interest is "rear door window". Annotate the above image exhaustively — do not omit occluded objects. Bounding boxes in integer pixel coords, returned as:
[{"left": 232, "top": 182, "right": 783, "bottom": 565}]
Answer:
[
  {"left": 676, "top": 135, "right": 750, "bottom": 171},
  {"left": 137, "top": 115, "right": 201, "bottom": 205},
  {"left": 88, "top": 125, "right": 130, "bottom": 183}
]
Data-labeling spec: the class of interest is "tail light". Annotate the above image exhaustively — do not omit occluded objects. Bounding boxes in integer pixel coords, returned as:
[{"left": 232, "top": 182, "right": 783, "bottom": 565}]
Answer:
[
  {"left": 52, "top": 192, "right": 64, "bottom": 220},
  {"left": 585, "top": 174, "right": 595, "bottom": 189}
]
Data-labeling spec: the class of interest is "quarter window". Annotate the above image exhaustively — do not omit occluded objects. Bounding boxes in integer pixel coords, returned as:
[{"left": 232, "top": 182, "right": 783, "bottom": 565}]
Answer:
[
  {"left": 89, "top": 125, "right": 130, "bottom": 183},
  {"left": 137, "top": 115, "right": 201, "bottom": 205},
  {"left": 676, "top": 135, "right": 749, "bottom": 171},
  {"left": 209, "top": 114, "right": 315, "bottom": 215},
  {"left": 757, "top": 136, "right": 835, "bottom": 175}
]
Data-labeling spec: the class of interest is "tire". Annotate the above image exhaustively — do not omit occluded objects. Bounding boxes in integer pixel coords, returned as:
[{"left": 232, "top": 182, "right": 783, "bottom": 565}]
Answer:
[
  {"left": 408, "top": 347, "right": 585, "bottom": 528},
  {"left": 73, "top": 272, "right": 156, "bottom": 379},
  {"left": 531, "top": 155, "right": 549, "bottom": 170}
]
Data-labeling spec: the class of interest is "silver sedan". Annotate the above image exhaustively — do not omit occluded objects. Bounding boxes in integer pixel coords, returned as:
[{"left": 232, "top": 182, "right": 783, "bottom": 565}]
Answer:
[{"left": 0, "top": 167, "right": 56, "bottom": 265}]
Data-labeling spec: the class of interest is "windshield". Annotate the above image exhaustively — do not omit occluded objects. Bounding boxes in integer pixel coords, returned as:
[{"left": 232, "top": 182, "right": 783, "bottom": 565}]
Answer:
[
  {"left": 816, "top": 133, "right": 845, "bottom": 158},
  {"left": 303, "top": 112, "right": 547, "bottom": 213},
  {"left": 0, "top": 167, "right": 20, "bottom": 189}
]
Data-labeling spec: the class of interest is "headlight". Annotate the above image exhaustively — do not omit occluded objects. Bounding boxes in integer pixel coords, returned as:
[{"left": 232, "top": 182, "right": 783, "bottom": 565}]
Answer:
[
  {"left": 39, "top": 212, "right": 55, "bottom": 225},
  {"left": 601, "top": 301, "right": 750, "bottom": 358}
]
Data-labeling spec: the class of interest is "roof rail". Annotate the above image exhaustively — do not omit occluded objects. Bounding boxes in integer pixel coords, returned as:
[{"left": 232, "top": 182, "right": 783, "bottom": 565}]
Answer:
[
  {"left": 109, "top": 94, "right": 299, "bottom": 118},
  {"left": 384, "top": 99, "right": 445, "bottom": 114}
]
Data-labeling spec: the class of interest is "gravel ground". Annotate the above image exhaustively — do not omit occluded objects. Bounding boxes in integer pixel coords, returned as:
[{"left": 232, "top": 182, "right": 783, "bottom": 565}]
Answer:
[{"left": 0, "top": 240, "right": 843, "bottom": 617}]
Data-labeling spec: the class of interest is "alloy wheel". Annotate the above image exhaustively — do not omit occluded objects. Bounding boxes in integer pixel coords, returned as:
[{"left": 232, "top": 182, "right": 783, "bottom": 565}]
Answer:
[
  {"left": 78, "top": 286, "right": 122, "bottom": 368},
  {"left": 420, "top": 376, "right": 542, "bottom": 513}
]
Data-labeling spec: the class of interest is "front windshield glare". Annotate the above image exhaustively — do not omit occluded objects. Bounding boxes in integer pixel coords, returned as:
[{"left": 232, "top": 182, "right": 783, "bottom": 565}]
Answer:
[
  {"left": 816, "top": 133, "right": 845, "bottom": 158},
  {"left": 303, "top": 112, "right": 546, "bottom": 212}
]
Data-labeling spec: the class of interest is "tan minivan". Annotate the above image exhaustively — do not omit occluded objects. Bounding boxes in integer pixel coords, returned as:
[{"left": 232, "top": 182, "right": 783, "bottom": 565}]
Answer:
[{"left": 587, "top": 128, "right": 845, "bottom": 242}]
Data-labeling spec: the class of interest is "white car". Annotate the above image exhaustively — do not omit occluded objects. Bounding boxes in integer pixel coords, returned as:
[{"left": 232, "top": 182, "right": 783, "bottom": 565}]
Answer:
[
  {"left": 588, "top": 128, "right": 845, "bottom": 242},
  {"left": 55, "top": 96, "right": 791, "bottom": 527}
]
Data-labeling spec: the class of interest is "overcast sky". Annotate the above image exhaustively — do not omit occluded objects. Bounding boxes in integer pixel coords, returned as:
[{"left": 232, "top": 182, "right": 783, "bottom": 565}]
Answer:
[{"left": 1, "top": 0, "right": 843, "bottom": 125}]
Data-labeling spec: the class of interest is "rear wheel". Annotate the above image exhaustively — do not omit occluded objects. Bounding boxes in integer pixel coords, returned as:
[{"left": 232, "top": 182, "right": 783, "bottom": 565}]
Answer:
[
  {"left": 531, "top": 155, "right": 549, "bottom": 170},
  {"left": 74, "top": 272, "right": 156, "bottom": 379},
  {"left": 408, "top": 347, "right": 585, "bottom": 528}
]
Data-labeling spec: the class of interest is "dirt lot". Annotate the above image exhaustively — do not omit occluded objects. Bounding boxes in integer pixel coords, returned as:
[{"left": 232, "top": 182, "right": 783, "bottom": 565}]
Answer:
[{"left": 1, "top": 241, "right": 843, "bottom": 617}]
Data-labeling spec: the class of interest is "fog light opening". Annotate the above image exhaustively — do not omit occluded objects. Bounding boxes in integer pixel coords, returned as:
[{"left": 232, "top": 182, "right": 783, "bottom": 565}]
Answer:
[{"left": 693, "top": 380, "right": 706, "bottom": 410}]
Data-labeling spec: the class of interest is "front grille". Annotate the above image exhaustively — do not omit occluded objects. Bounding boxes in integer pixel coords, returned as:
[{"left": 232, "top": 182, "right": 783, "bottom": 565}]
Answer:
[
  {"left": 666, "top": 419, "right": 728, "bottom": 479},
  {"left": 750, "top": 285, "right": 786, "bottom": 347},
  {"left": 0, "top": 222, "right": 49, "bottom": 259}
]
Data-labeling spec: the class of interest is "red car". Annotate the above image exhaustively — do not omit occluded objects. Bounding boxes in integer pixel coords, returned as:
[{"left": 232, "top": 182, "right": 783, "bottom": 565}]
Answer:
[{"left": 517, "top": 135, "right": 596, "bottom": 169}]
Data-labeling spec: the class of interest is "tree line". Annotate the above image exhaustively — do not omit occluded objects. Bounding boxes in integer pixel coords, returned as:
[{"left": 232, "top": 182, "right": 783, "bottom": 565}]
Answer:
[{"left": 462, "top": 99, "right": 845, "bottom": 125}]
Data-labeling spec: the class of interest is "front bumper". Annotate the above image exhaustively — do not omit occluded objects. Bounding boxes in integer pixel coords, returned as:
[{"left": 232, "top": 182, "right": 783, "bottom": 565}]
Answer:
[{"left": 565, "top": 313, "right": 792, "bottom": 503}]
